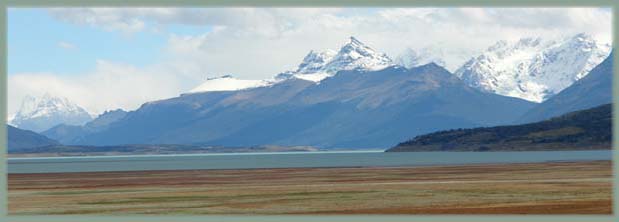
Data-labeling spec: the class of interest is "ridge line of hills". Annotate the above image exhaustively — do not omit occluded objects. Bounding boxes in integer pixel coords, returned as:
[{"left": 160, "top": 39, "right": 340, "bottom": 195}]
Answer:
[
  {"left": 387, "top": 103, "right": 612, "bottom": 152},
  {"left": 7, "top": 38, "right": 613, "bottom": 152},
  {"left": 11, "top": 34, "right": 611, "bottom": 134}
]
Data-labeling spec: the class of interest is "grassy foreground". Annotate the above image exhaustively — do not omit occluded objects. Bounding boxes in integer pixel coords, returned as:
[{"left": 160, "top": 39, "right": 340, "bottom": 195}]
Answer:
[{"left": 9, "top": 161, "right": 612, "bottom": 215}]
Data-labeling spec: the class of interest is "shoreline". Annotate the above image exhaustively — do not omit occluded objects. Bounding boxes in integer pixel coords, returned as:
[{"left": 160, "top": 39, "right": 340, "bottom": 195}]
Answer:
[
  {"left": 8, "top": 159, "right": 607, "bottom": 175},
  {"left": 8, "top": 150, "right": 611, "bottom": 174},
  {"left": 9, "top": 148, "right": 612, "bottom": 159},
  {"left": 7, "top": 149, "right": 385, "bottom": 159}
]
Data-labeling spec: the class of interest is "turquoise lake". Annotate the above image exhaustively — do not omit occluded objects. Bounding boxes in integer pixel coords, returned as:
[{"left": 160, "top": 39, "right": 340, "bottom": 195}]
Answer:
[{"left": 8, "top": 150, "right": 612, "bottom": 173}]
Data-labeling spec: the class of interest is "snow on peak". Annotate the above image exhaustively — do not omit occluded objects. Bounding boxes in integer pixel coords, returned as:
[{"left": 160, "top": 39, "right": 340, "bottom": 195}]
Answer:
[
  {"left": 189, "top": 75, "right": 272, "bottom": 93},
  {"left": 15, "top": 93, "right": 89, "bottom": 119},
  {"left": 188, "top": 37, "right": 395, "bottom": 94},
  {"left": 283, "top": 36, "right": 394, "bottom": 82},
  {"left": 295, "top": 50, "right": 337, "bottom": 74},
  {"left": 455, "top": 33, "right": 611, "bottom": 102},
  {"left": 10, "top": 93, "right": 93, "bottom": 132},
  {"left": 327, "top": 36, "right": 393, "bottom": 72}
]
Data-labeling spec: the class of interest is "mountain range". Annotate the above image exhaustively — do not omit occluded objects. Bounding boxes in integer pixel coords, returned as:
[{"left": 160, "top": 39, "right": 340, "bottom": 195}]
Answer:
[
  {"left": 388, "top": 52, "right": 613, "bottom": 152},
  {"left": 11, "top": 35, "right": 613, "bottom": 150},
  {"left": 41, "top": 37, "right": 540, "bottom": 148},
  {"left": 187, "top": 33, "right": 610, "bottom": 103}
]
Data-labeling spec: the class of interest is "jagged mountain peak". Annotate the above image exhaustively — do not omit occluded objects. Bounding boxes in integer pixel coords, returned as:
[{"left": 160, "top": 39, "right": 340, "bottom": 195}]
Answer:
[
  {"left": 284, "top": 37, "right": 394, "bottom": 82},
  {"left": 349, "top": 36, "right": 363, "bottom": 45},
  {"left": 330, "top": 36, "right": 392, "bottom": 70},
  {"left": 11, "top": 94, "right": 93, "bottom": 132},
  {"left": 295, "top": 49, "right": 337, "bottom": 74},
  {"left": 188, "top": 37, "right": 394, "bottom": 94},
  {"left": 188, "top": 37, "right": 395, "bottom": 94},
  {"left": 15, "top": 94, "right": 89, "bottom": 119},
  {"left": 339, "top": 36, "right": 375, "bottom": 55}
]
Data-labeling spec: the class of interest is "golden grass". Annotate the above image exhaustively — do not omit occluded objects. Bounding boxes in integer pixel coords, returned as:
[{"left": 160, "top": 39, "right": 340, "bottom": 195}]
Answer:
[{"left": 8, "top": 161, "right": 612, "bottom": 215}]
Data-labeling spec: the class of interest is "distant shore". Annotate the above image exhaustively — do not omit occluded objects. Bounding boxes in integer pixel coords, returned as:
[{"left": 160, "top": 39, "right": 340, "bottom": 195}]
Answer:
[
  {"left": 7, "top": 144, "right": 332, "bottom": 158},
  {"left": 9, "top": 160, "right": 611, "bottom": 215}
]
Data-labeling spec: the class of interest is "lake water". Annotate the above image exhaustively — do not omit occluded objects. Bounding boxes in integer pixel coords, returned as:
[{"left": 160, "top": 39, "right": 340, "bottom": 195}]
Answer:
[{"left": 8, "top": 150, "right": 612, "bottom": 174}]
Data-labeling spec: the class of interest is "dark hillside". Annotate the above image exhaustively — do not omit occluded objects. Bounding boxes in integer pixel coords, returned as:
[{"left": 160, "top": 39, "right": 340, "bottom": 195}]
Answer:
[{"left": 388, "top": 104, "right": 611, "bottom": 152}]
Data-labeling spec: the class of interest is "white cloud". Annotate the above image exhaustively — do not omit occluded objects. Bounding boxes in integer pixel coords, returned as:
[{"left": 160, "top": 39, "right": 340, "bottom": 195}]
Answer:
[
  {"left": 8, "top": 60, "right": 199, "bottom": 116},
  {"left": 157, "top": 7, "right": 612, "bottom": 79},
  {"left": 48, "top": 8, "right": 146, "bottom": 33},
  {"left": 47, "top": 8, "right": 343, "bottom": 35},
  {"left": 57, "top": 41, "right": 77, "bottom": 50},
  {"left": 46, "top": 7, "right": 612, "bottom": 43},
  {"left": 45, "top": 8, "right": 612, "bottom": 60},
  {"left": 9, "top": 7, "right": 612, "bottom": 117}
]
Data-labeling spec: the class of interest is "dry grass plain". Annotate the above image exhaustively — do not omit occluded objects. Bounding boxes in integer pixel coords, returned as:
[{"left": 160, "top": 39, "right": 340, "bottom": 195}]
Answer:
[{"left": 8, "top": 160, "right": 612, "bottom": 215}]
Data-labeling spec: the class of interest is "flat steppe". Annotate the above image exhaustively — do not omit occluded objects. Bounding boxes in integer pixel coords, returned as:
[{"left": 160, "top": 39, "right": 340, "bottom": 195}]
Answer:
[{"left": 9, "top": 160, "right": 612, "bottom": 215}]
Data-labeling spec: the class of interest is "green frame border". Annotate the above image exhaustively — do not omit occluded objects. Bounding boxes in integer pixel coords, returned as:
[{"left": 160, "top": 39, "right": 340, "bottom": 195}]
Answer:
[{"left": 0, "top": 0, "right": 617, "bottom": 221}]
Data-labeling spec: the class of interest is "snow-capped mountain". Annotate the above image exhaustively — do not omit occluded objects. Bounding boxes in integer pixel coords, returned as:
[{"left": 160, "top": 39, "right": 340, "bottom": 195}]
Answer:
[
  {"left": 277, "top": 36, "right": 394, "bottom": 82},
  {"left": 10, "top": 94, "right": 93, "bottom": 132},
  {"left": 188, "top": 37, "right": 394, "bottom": 93},
  {"left": 519, "top": 52, "right": 613, "bottom": 123},
  {"left": 455, "top": 33, "right": 611, "bottom": 102},
  {"left": 189, "top": 75, "right": 272, "bottom": 93},
  {"left": 70, "top": 63, "right": 535, "bottom": 148},
  {"left": 295, "top": 50, "right": 338, "bottom": 74}
]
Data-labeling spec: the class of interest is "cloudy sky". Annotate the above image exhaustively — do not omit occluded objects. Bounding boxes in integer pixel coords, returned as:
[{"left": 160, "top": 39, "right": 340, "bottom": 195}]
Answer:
[{"left": 8, "top": 7, "right": 612, "bottom": 117}]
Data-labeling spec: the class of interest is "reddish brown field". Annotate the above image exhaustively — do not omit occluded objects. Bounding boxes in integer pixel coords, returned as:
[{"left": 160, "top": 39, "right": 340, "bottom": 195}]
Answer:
[{"left": 8, "top": 160, "right": 612, "bottom": 215}]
